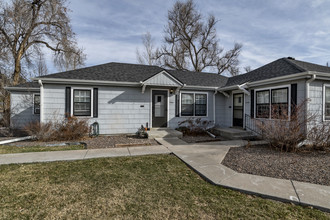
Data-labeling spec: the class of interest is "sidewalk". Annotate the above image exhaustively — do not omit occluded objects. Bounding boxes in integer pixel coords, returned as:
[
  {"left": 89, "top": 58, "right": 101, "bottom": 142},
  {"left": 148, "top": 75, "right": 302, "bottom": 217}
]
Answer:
[
  {"left": 0, "top": 145, "right": 170, "bottom": 165},
  {"left": 155, "top": 138, "right": 330, "bottom": 213}
]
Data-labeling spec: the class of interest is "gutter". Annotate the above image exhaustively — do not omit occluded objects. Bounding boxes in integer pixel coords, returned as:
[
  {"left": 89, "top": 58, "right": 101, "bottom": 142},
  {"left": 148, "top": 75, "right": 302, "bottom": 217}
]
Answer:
[
  {"left": 32, "top": 78, "right": 141, "bottom": 87},
  {"left": 32, "top": 77, "right": 220, "bottom": 90},
  {"left": 219, "top": 71, "right": 312, "bottom": 91},
  {"left": 5, "top": 87, "right": 40, "bottom": 92}
]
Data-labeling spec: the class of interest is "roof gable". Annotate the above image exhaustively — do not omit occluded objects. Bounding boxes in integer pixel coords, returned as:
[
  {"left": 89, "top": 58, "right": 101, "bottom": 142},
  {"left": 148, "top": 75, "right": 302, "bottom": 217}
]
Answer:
[{"left": 142, "top": 71, "right": 183, "bottom": 86}]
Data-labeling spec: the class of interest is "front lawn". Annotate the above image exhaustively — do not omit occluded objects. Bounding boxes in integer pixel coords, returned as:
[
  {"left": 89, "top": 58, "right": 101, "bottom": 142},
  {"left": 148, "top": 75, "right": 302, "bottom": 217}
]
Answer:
[
  {"left": 0, "top": 144, "right": 85, "bottom": 154},
  {"left": 0, "top": 155, "right": 328, "bottom": 219}
]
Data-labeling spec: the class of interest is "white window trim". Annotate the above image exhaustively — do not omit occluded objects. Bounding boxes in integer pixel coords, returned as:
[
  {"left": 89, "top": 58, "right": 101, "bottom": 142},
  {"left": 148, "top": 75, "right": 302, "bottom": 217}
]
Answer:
[
  {"left": 71, "top": 87, "right": 93, "bottom": 117},
  {"left": 32, "top": 93, "right": 40, "bottom": 115},
  {"left": 254, "top": 85, "right": 291, "bottom": 120},
  {"left": 179, "top": 91, "right": 208, "bottom": 117},
  {"left": 323, "top": 84, "right": 330, "bottom": 121}
]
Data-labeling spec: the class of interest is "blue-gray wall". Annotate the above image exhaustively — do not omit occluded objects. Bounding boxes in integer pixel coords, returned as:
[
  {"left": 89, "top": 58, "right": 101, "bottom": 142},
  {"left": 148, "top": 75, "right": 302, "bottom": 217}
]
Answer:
[{"left": 10, "top": 92, "right": 40, "bottom": 128}]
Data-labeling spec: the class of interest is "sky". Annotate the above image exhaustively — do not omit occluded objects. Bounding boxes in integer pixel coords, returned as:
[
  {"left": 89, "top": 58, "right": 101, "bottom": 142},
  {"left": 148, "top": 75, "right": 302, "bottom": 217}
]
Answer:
[{"left": 46, "top": 0, "right": 330, "bottom": 74}]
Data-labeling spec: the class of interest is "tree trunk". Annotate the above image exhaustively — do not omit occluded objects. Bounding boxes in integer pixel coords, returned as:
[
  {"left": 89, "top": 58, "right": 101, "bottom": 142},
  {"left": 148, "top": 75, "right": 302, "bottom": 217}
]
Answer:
[
  {"left": 2, "top": 92, "right": 11, "bottom": 127},
  {"left": 13, "top": 58, "right": 21, "bottom": 85}
]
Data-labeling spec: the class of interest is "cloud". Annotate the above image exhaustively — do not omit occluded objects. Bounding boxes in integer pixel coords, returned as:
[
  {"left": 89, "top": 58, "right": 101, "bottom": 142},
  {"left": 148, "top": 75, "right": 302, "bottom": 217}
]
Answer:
[{"left": 42, "top": 0, "right": 330, "bottom": 74}]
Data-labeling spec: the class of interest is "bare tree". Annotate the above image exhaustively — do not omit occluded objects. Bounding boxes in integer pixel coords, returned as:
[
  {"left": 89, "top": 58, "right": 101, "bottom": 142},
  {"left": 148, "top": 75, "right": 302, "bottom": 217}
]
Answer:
[
  {"left": 0, "top": 0, "right": 86, "bottom": 85},
  {"left": 35, "top": 53, "right": 48, "bottom": 76},
  {"left": 156, "top": 0, "right": 242, "bottom": 75},
  {"left": 0, "top": 0, "right": 86, "bottom": 127},
  {"left": 136, "top": 32, "right": 159, "bottom": 66},
  {"left": 243, "top": 66, "right": 252, "bottom": 73}
]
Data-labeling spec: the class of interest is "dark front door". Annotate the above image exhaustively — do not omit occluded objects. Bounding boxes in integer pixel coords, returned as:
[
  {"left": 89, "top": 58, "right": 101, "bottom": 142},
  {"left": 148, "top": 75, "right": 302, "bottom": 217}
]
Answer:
[
  {"left": 152, "top": 90, "right": 168, "bottom": 127},
  {"left": 233, "top": 93, "right": 244, "bottom": 127}
]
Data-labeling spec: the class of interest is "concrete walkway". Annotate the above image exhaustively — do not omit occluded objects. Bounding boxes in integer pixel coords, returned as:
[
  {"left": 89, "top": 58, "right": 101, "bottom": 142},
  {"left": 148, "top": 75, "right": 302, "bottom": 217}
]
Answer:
[
  {"left": 0, "top": 139, "right": 329, "bottom": 212},
  {"left": 0, "top": 145, "right": 170, "bottom": 165},
  {"left": 156, "top": 138, "right": 330, "bottom": 213}
]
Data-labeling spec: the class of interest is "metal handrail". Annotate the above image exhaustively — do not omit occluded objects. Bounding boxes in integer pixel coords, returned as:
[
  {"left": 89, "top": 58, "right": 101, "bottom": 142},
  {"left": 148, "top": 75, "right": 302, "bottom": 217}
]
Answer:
[{"left": 244, "top": 114, "right": 263, "bottom": 136}]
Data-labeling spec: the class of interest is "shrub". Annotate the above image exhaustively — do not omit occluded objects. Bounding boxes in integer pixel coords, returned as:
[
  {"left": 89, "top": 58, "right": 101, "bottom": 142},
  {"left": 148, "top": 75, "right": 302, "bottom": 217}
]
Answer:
[
  {"left": 307, "top": 123, "right": 330, "bottom": 151},
  {"left": 256, "top": 101, "right": 310, "bottom": 152},
  {"left": 24, "top": 116, "right": 88, "bottom": 141},
  {"left": 178, "top": 118, "right": 212, "bottom": 136}
]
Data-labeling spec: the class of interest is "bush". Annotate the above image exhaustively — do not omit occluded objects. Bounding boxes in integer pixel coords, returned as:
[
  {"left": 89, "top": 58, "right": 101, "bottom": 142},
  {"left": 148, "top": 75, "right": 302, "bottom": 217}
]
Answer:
[
  {"left": 307, "top": 123, "right": 330, "bottom": 151},
  {"left": 257, "top": 101, "right": 309, "bottom": 152},
  {"left": 178, "top": 118, "right": 212, "bottom": 136},
  {"left": 24, "top": 116, "right": 88, "bottom": 141}
]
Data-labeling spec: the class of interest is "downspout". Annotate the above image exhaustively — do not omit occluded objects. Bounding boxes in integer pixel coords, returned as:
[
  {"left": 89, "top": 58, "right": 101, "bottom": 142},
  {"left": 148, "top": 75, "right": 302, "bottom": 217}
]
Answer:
[
  {"left": 305, "top": 74, "right": 316, "bottom": 135},
  {"left": 213, "top": 90, "right": 218, "bottom": 126},
  {"left": 38, "top": 80, "right": 44, "bottom": 123}
]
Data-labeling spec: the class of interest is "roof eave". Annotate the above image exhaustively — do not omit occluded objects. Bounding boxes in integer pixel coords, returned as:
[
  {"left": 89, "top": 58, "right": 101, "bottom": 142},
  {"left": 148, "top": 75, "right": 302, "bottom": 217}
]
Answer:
[
  {"left": 5, "top": 87, "right": 40, "bottom": 92},
  {"left": 33, "top": 78, "right": 141, "bottom": 87},
  {"left": 219, "top": 71, "right": 314, "bottom": 91}
]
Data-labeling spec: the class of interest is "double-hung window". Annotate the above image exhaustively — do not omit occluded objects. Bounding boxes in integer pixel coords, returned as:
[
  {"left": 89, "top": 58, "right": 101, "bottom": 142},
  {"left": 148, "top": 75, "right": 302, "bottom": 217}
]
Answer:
[
  {"left": 33, "top": 94, "right": 40, "bottom": 115},
  {"left": 255, "top": 87, "right": 289, "bottom": 119},
  {"left": 181, "top": 93, "right": 207, "bottom": 116},
  {"left": 73, "top": 89, "right": 91, "bottom": 116},
  {"left": 271, "top": 88, "right": 288, "bottom": 119},
  {"left": 256, "top": 90, "right": 270, "bottom": 118},
  {"left": 324, "top": 86, "right": 330, "bottom": 120}
]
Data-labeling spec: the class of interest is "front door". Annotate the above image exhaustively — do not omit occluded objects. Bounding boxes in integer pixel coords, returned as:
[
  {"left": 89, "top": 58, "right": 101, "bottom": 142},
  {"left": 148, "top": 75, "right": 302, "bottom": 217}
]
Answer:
[
  {"left": 152, "top": 90, "right": 168, "bottom": 127},
  {"left": 233, "top": 93, "right": 244, "bottom": 127}
]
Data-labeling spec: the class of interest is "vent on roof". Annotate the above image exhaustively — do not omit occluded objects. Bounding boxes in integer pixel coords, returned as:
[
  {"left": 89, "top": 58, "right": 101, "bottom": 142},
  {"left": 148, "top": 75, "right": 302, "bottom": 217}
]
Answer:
[{"left": 287, "top": 57, "right": 295, "bottom": 60}]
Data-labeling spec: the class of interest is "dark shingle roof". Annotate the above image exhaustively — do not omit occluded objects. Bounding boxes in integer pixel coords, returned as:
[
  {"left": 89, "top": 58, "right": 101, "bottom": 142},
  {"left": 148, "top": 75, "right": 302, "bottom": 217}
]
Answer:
[
  {"left": 10, "top": 82, "right": 40, "bottom": 88},
  {"left": 286, "top": 58, "right": 330, "bottom": 73},
  {"left": 167, "top": 70, "right": 228, "bottom": 87},
  {"left": 225, "top": 58, "right": 330, "bottom": 87},
  {"left": 12, "top": 58, "right": 330, "bottom": 89},
  {"left": 38, "top": 62, "right": 228, "bottom": 87},
  {"left": 40, "top": 62, "right": 164, "bottom": 82}
]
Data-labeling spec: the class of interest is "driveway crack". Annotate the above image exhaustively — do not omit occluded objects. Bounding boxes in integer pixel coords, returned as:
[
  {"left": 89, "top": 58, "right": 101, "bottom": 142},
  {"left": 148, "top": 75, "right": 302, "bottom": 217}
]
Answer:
[{"left": 127, "top": 147, "right": 131, "bottom": 156}]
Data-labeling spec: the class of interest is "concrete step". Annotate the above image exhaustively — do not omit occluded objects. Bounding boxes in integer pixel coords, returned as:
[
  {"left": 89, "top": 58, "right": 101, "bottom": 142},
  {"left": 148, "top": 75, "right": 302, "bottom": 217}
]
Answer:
[
  {"left": 212, "top": 127, "right": 257, "bottom": 140},
  {"left": 147, "top": 128, "right": 183, "bottom": 139}
]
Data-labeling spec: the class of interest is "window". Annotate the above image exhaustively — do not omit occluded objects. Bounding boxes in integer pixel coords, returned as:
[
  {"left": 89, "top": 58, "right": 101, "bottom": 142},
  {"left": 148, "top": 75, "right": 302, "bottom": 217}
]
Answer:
[
  {"left": 255, "top": 87, "right": 289, "bottom": 119},
  {"left": 181, "top": 93, "right": 207, "bottom": 116},
  {"left": 271, "top": 88, "right": 288, "bottom": 119},
  {"left": 33, "top": 94, "right": 40, "bottom": 115},
  {"left": 256, "top": 90, "right": 269, "bottom": 118},
  {"left": 325, "top": 86, "right": 330, "bottom": 120},
  {"left": 195, "top": 94, "right": 207, "bottom": 116},
  {"left": 73, "top": 89, "right": 91, "bottom": 116},
  {"left": 181, "top": 93, "right": 194, "bottom": 116}
]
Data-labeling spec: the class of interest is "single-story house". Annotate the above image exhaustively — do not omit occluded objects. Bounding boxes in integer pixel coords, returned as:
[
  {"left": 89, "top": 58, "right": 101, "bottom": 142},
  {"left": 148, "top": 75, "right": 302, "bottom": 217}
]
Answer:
[{"left": 6, "top": 57, "right": 330, "bottom": 135}]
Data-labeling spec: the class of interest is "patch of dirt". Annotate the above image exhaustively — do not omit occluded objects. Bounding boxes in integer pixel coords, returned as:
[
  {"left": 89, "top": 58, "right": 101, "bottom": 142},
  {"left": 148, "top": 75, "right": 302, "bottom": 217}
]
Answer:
[
  {"left": 8, "top": 135, "right": 159, "bottom": 149},
  {"left": 222, "top": 146, "right": 330, "bottom": 186},
  {"left": 181, "top": 134, "right": 222, "bottom": 143}
]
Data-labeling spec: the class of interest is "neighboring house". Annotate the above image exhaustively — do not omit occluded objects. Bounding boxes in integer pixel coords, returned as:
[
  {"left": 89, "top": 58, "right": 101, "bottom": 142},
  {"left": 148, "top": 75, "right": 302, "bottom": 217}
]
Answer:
[{"left": 5, "top": 57, "right": 330, "bottom": 135}]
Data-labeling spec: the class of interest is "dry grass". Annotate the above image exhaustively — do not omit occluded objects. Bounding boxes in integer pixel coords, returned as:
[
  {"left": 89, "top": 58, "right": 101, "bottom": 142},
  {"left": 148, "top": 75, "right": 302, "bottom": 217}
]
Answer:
[
  {"left": 0, "top": 145, "right": 84, "bottom": 154},
  {"left": 0, "top": 155, "right": 328, "bottom": 219}
]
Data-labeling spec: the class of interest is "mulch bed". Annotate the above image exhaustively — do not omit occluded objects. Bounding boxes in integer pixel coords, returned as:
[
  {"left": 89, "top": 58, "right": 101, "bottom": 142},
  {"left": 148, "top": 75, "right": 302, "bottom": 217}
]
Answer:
[
  {"left": 181, "top": 134, "right": 222, "bottom": 143},
  {"left": 8, "top": 135, "right": 159, "bottom": 149},
  {"left": 221, "top": 145, "right": 330, "bottom": 186}
]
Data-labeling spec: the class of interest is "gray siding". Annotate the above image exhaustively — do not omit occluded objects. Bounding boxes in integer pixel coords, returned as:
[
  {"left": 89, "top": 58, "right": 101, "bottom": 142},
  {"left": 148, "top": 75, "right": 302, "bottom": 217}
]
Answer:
[
  {"left": 215, "top": 92, "right": 232, "bottom": 127},
  {"left": 43, "top": 84, "right": 151, "bottom": 134},
  {"left": 10, "top": 92, "right": 40, "bottom": 128}
]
